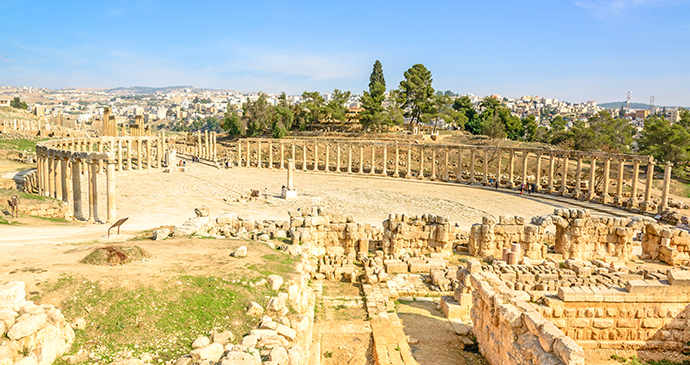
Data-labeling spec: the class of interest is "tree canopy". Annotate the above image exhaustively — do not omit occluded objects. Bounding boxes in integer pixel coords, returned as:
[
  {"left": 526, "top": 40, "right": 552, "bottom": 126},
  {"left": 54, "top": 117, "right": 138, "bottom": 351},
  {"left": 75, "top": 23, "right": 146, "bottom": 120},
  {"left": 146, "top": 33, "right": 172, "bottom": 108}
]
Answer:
[{"left": 396, "top": 64, "right": 435, "bottom": 125}]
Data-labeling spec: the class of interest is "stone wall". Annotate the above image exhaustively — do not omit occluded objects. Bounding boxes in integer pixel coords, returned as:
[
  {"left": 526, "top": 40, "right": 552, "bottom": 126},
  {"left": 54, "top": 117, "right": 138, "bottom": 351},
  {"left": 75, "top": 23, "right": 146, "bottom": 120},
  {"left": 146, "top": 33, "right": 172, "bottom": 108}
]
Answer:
[
  {"left": 288, "top": 207, "right": 380, "bottom": 257},
  {"left": 0, "top": 281, "right": 75, "bottom": 365},
  {"left": 381, "top": 213, "right": 458, "bottom": 257},
  {"left": 549, "top": 209, "right": 651, "bottom": 261},
  {"left": 8, "top": 198, "right": 68, "bottom": 219},
  {"left": 469, "top": 268, "right": 585, "bottom": 365},
  {"left": 545, "top": 269, "right": 690, "bottom": 350},
  {"left": 642, "top": 223, "right": 690, "bottom": 266},
  {"left": 469, "top": 215, "right": 551, "bottom": 261}
]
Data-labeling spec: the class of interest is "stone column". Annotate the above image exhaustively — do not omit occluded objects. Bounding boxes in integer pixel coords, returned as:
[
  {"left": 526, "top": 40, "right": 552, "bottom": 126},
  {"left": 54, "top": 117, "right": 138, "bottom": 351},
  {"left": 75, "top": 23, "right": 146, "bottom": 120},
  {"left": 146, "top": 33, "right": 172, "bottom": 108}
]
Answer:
[
  {"left": 614, "top": 160, "right": 625, "bottom": 205},
  {"left": 358, "top": 144, "right": 364, "bottom": 174},
  {"left": 36, "top": 155, "right": 43, "bottom": 196},
  {"left": 575, "top": 156, "right": 583, "bottom": 199},
  {"left": 237, "top": 141, "right": 242, "bottom": 167},
  {"left": 54, "top": 157, "right": 62, "bottom": 200},
  {"left": 72, "top": 158, "right": 83, "bottom": 220},
  {"left": 508, "top": 150, "right": 515, "bottom": 188},
  {"left": 213, "top": 132, "right": 217, "bottom": 161},
  {"left": 481, "top": 149, "right": 489, "bottom": 185},
  {"left": 406, "top": 145, "right": 412, "bottom": 178},
  {"left": 245, "top": 140, "right": 252, "bottom": 167},
  {"left": 560, "top": 155, "right": 568, "bottom": 195},
  {"left": 156, "top": 137, "right": 162, "bottom": 168},
  {"left": 146, "top": 138, "right": 152, "bottom": 169},
  {"left": 127, "top": 139, "right": 133, "bottom": 170},
  {"left": 61, "top": 157, "right": 70, "bottom": 203},
  {"left": 106, "top": 160, "right": 116, "bottom": 223},
  {"left": 660, "top": 162, "right": 673, "bottom": 213},
  {"left": 287, "top": 159, "right": 294, "bottom": 189},
  {"left": 535, "top": 154, "right": 542, "bottom": 192},
  {"left": 258, "top": 140, "right": 263, "bottom": 168},
  {"left": 521, "top": 153, "right": 528, "bottom": 187},
  {"left": 642, "top": 162, "right": 655, "bottom": 211},
  {"left": 324, "top": 144, "right": 329, "bottom": 173},
  {"left": 312, "top": 142, "right": 318, "bottom": 171},
  {"left": 137, "top": 138, "right": 143, "bottom": 170},
  {"left": 600, "top": 158, "right": 611, "bottom": 204},
  {"left": 370, "top": 145, "right": 376, "bottom": 175},
  {"left": 117, "top": 140, "right": 123, "bottom": 171},
  {"left": 393, "top": 143, "right": 399, "bottom": 178},
  {"left": 628, "top": 161, "right": 640, "bottom": 208},
  {"left": 269, "top": 141, "right": 274, "bottom": 169},
  {"left": 443, "top": 148, "right": 449, "bottom": 181},
  {"left": 205, "top": 130, "right": 210, "bottom": 160},
  {"left": 587, "top": 158, "right": 598, "bottom": 200},
  {"left": 47, "top": 156, "right": 55, "bottom": 198},
  {"left": 382, "top": 145, "right": 388, "bottom": 176},
  {"left": 547, "top": 154, "right": 555, "bottom": 193},
  {"left": 419, "top": 147, "right": 425, "bottom": 179},
  {"left": 431, "top": 148, "right": 437, "bottom": 180},
  {"left": 336, "top": 143, "right": 341, "bottom": 173},
  {"left": 90, "top": 161, "right": 99, "bottom": 223},
  {"left": 456, "top": 149, "right": 463, "bottom": 182},
  {"left": 280, "top": 143, "right": 285, "bottom": 169},
  {"left": 495, "top": 150, "right": 502, "bottom": 186},
  {"left": 347, "top": 144, "right": 353, "bottom": 173},
  {"left": 469, "top": 149, "right": 476, "bottom": 184},
  {"left": 302, "top": 142, "right": 307, "bottom": 171}
]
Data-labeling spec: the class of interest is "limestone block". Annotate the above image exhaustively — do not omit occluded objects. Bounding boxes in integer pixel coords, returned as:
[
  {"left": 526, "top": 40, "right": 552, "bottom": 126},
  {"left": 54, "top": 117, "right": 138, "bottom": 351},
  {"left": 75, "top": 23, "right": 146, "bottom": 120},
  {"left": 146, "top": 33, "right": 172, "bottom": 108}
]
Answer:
[
  {"left": 216, "top": 213, "right": 237, "bottom": 225},
  {"left": 190, "top": 343, "right": 224, "bottom": 362},
  {"left": 192, "top": 336, "right": 211, "bottom": 349},
  {"left": 523, "top": 311, "right": 546, "bottom": 336},
  {"left": 269, "top": 346, "right": 289, "bottom": 365},
  {"left": 0, "top": 281, "right": 25, "bottom": 306},
  {"left": 287, "top": 346, "right": 304, "bottom": 365},
  {"left": 220, "top": 352, "right": 261, "bottom": 365},
  {"left": 7, "top": 313, "right": 47, "bottom": 340},
  {"left": 194, "top": 206, "right": 210, "bottom": 217},
  {"left": 241, "top": 334, "right": 258, "bottom": 347},
  {"left": 152, "top": 228, "right": 170, "bottom": 241},
  {"left": 383, "top": 260, "right": 407, "bottom": 274},
  {"left": 668, "top": 269, "right": 690, "bottom": 286},
  {"left": 267, "top": 296, "right": 286, "bottom": 312},
  {"left": 554, "top": 336, "right": 585, "bottom": 365},
  {"left": 276, "top": 324, "right": 296, "bottom": 341},
  {"left": 267, "top": 275, "right": 283, "bottom": 291},
  {"left": 246, "top": 302, "right": 264, "bottom": 317},
  {"left": 231, "top": 246, "right": 248, "bottom": 258}
]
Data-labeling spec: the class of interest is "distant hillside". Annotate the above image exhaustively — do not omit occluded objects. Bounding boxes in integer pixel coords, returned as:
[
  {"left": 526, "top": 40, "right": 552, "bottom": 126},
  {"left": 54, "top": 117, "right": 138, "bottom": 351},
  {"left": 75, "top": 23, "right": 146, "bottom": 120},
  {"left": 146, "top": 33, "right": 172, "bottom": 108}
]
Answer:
[
  {"left": 599, "top": 101, "right": 688, "bottom": 110},
  {"left": 106, "top": 86, "right": 193, "bottom": 96}
]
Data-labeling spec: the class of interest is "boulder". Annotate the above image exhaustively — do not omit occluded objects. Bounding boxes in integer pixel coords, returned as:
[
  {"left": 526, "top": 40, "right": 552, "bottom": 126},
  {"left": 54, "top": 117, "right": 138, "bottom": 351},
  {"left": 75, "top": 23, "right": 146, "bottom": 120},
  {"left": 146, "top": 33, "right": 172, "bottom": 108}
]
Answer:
[
  {"left": 7, "top": 313, "right": 47, "bottom": 340},
  {"left": 267, "top": 275, "right": 283, "bottom": 291},
  {"left": 231, "top": 246, "right": 248, "bottom": 258},
  {"left": 267, "top": 296, "right": 286, "bottom": 312},
  {"left": 152, "top": 228, "right": 170, "bottom": 241},
  {"left": 269, "top": 346, "right": 289, "bottom": 365},
  {"left": 220, "top": 351, "right": 261, "bottom": 365},
  {"left": 287, "top": 346, "right": 304, "bottom": 365},
  {"left": 0, "top": 281, "right": 25, "bottom": 306},
  {"left": 192, "top": 336, "right": 211, "bottom": 349},
  {"left": 212, "top": 330, "right": 234, "bottom": 345},
  {"left": 190, "top": 343, "right": 224, "bottom": 362},
  {"left": 246, "top": 302, "right": 264, "bottom": 317},
  {"left": 195, "top": 206, "right": 210, "bottom": 217},
  {"left": 216, "top": 213, "right": 237, "bottom": 225}
]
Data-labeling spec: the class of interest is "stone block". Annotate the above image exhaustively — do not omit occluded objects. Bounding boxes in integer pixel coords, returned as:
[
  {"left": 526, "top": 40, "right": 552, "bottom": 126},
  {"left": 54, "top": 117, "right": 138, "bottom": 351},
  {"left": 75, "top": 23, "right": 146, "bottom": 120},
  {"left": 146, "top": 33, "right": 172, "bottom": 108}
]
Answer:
[
  {"left": 384, "top": 260, "right": 408, "bottom": 274},
  {"left": 668, "top": 269, "right": 690, "bottom": 286},
  {"left": 554, "top": 336, "right": 585, "bottom": 365},
  {"left": 538, "top": 322, "right": 565, "bottom": 353},
  {"left": 0, "top": 281, "right": 25, "bottom": 306}
]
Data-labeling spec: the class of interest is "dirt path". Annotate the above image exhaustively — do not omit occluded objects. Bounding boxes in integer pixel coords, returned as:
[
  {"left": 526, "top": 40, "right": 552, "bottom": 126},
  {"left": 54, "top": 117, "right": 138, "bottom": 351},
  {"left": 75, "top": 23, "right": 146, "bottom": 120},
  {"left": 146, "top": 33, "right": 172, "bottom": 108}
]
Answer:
[{"left": 397, "top": 301, "right": 487, "bottom": 365}]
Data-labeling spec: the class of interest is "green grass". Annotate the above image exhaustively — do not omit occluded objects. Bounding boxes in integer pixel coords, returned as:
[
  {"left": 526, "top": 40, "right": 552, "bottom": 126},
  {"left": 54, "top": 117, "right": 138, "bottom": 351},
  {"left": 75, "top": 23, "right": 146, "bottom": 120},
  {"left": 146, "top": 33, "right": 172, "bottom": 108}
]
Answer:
[
  {"left": 30, "top": 215, "right": 68, "bottom": 223},
  {"left": 247, "top": 253, "right": 298, "bottom": 276},
  {"left": 0, "top": 138, "right": 45, "bottom": 152},
  {"left": 0, "top": 189, "right": 56, "bottom": 202},
  {"left": 40, "top": 274, "right": 279, "bottom": 363}
]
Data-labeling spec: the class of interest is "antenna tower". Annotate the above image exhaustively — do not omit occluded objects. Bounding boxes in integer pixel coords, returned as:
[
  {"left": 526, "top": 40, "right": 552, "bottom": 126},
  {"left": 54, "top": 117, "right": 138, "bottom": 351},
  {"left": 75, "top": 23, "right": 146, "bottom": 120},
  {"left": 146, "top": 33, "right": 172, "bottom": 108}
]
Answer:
[
  {"left": 650, "top": 95, "right": 655, "bottom": 113},
  {"left": 626, "top": 91, "right": 632, "bottom": 111}
]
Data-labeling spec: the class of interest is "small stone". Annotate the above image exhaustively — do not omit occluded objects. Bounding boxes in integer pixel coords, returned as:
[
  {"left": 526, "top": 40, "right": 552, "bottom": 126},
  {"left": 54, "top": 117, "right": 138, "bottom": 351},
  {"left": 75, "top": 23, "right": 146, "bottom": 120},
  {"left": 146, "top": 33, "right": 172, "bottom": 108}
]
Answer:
[
  {"left": 267, "top": 275, "right": 284, "bottom": 291},
  {"left": 194, "top": 206, "right": 210, "bottom": 217},
  {"left": 231, "top": 246, "right": 247, "bottom": 258},
  {"left": 152, "top": 228, "right": 170, "bottom": 241},
  {"left": 269, "top": 346, "right": 289, "bottom": 365},
  {"left": 212, "top": 330, "right": 234, "bottom": 345},
  {"left": 246, "top": 302, "right": 264, "bottom": 317},
  {"left": 192, "top": 336, "right": 211, "bottom": 349}
]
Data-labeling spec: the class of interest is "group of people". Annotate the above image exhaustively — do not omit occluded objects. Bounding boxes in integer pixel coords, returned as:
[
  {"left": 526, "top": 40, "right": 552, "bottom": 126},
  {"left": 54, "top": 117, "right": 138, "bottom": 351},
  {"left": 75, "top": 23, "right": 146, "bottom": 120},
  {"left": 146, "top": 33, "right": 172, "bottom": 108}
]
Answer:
[{"left": 519, "top": 183, "right": 537, "bottom": 195}]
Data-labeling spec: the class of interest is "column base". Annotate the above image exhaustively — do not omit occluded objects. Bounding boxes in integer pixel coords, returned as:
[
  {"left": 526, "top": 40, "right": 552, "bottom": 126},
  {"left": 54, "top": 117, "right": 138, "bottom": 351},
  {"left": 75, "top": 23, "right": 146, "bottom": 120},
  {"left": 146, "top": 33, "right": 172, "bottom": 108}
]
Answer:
[
  {"left": 613, "top": 197, "right": 625, "bottom": 206},
  {"left": 597, "top": 195, "right": 612, "bottom": 205}
]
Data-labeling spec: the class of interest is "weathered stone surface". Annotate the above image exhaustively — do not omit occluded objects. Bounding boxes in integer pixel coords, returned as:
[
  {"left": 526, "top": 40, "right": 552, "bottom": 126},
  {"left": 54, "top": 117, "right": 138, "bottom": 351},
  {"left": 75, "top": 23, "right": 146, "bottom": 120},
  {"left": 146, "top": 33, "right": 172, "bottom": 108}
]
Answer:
[
  {"left": 192, "top": 336, "right": 211, "bottom": 349},
  {"left": 152, "top": 228, "right": 170, "bottom": 240},
  {"left": 7, "top": 313, "right": 47, "bottom": 340},
  {"left": 212, "top": 330, "right": 234, "bottom": 345},
  {"left": 276, "top": 324, "right": 296, "bottom": 341},
  {"left": 554, "top": 336, "right": 585, "bottom": 365},
  {"left": 269, "top": 346, "right": 289, "bottom": 365},
  {"left": 287, "top": 346, "right": 304, "bottom": 365},
  {"left": 194, "top": 206, "right": 210, "bottom": 217},
  {"left": 220, "top": 351, "right": 261, "bottom": 365},
  {"left": 246, "top": 302, "right": 263, "bottom": 317},
  {"left": 267, "top": 275, "right": 283, "bottom": 291},
  {"left": 190, "top": 343, "right": 224, "bottom": 362},
  {"left": 267, "top": 296, "right": 286, "bottom": 312},
  {"left": 0, "top": 281, "right": 25, "bottom": 306},
  {"left": 216, "top": 213, "right": 237, "bottom": 225},
  {"left": 231, "top": 246, "right": 248, "bottom": 258},
  {"left": 241, "top": 334, "right": 258, "bottom": 348}
]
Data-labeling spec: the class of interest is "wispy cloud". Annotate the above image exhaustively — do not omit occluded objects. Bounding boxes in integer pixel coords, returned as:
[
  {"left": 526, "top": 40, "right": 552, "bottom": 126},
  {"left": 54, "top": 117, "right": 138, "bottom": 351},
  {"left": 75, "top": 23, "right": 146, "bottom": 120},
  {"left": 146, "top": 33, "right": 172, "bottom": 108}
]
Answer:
[{"left": 575, "top": 0, "right": 689, "bottom": 17}]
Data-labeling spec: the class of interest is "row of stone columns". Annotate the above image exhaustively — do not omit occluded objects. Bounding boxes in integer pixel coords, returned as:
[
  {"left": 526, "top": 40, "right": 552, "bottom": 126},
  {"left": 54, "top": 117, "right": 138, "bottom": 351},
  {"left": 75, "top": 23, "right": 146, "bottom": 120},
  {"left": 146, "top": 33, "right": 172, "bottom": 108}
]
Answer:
[
  {"left": 235, "top": 139, "right": 673, "bottom": 213},
  {"left": 1, "top": 118, "right": 42, "bottom": 132},
  {"left": 196, "top": 131, "right": 218, "bottom": 161},
  {"left": 36, "top": 136, "right": 166, "bottom": 224}
]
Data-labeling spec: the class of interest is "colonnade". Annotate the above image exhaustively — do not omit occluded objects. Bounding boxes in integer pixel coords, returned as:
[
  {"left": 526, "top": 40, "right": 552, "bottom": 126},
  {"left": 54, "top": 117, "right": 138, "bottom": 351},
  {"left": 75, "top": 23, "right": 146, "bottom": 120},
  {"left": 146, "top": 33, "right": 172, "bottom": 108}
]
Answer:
[
  {"left": 35, "top": 135, "right": 166, "bottom": 223},
  {"left": 1, "top": 118, "right": 42, "bottom": 133},
  {"left": 195, "top": 131, "right": 217, "bottom": 161},
  {"left": 228, "top": 138, "right": 673, "bottom": 213}
]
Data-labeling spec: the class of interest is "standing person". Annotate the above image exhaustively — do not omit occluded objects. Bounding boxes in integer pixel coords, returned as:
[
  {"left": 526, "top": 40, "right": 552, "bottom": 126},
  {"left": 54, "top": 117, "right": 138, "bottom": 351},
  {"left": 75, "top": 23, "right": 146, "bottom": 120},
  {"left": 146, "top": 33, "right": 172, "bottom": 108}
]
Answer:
[{"left": 520, "top": 184, "right": 524, "bottom": 195}]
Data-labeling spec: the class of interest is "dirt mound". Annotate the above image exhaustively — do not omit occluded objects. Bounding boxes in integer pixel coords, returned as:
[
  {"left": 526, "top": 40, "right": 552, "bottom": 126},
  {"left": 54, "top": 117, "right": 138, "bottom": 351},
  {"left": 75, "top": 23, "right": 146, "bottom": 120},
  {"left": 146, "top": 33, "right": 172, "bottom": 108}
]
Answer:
[{"left": 80, "top": 245, "right": 151, "bottom": 266}]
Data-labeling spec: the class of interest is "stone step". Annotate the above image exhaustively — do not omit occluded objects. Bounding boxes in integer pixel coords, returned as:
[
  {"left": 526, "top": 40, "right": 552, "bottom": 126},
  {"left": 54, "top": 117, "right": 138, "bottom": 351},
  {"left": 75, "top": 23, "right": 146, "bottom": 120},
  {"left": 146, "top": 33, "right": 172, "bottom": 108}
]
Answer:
[{"left": 371, "top": 314, "right": 418, "bottom": 365}]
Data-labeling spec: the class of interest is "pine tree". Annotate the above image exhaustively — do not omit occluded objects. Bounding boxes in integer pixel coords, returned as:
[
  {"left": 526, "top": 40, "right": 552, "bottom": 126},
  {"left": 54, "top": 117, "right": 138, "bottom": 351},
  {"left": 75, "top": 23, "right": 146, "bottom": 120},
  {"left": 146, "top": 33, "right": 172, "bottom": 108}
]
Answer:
[{"left": 369, "top": 60, "right": 385, "bottom": 91}]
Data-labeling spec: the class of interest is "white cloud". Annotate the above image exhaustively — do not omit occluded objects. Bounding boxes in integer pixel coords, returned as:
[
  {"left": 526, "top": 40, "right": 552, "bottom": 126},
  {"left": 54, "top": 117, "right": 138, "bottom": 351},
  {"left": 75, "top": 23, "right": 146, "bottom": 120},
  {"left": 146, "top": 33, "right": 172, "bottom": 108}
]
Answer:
[{"left": 574, "top": 0, "right": 689, "bottom": 17}]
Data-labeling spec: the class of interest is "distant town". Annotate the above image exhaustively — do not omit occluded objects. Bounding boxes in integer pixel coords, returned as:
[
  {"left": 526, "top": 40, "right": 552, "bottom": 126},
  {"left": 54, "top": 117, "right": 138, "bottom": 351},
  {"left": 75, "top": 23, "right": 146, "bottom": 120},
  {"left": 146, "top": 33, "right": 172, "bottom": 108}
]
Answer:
[{"left": 0, "top": 85, "right": 682, "bottom": 132}]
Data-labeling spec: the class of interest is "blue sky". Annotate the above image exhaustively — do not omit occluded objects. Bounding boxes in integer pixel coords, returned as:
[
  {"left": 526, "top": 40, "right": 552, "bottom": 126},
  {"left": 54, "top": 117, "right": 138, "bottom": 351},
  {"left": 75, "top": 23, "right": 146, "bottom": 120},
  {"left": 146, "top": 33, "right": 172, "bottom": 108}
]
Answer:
[{"left": 1, "top": 0, "right": 690, "bottom": 105}]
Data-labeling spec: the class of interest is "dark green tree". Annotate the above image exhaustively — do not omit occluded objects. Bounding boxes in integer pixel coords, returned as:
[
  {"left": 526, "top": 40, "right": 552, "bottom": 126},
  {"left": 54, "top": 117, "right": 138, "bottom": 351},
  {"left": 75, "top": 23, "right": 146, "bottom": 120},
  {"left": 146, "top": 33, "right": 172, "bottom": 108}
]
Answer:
[
  {"left": 300, "top": 91, "right": 326, "bottom": 124},
  {"left": 369, "top": 60, "right": 386, "bottom": 91},
  {"left": 638, "top": 111, "right": 690, "bottom": 174},
  {"left": 324, "top": 89, "right": 351, "bottom": 123},
  {"left": 242, "top": 93, "right": 273, "bottom": 136},
  {"left": 223, "top": 109, "right": 243, "bottom": 136},
  {"left": 10, "top": 97, "right": 28, "bottom": 110},
  {"left": 453, "top": 96, "right": 481, "bottom": 134},
  {"left": 396, "top": 64, "right": 435, "bottom": 125},
  {"left": 522, "top": 115, "right": 538, "bottom": 142}
]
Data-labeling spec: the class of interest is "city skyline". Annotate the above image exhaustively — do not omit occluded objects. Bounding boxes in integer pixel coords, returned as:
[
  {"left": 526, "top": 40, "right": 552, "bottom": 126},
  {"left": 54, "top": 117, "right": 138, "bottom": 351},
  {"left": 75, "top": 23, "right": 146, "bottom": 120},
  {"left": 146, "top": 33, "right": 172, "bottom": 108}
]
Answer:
[{"left": 2, "top": 0, "right": 690, "bottom": 105}]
